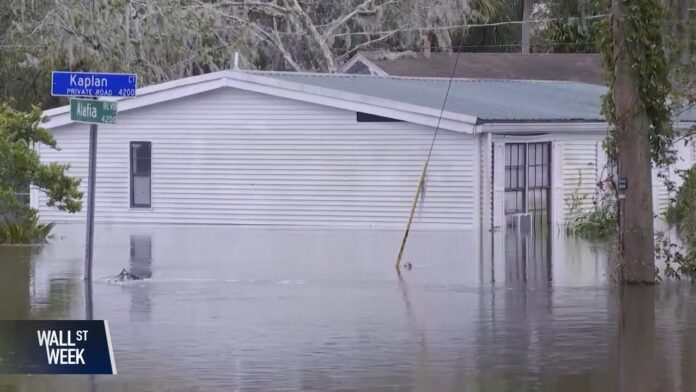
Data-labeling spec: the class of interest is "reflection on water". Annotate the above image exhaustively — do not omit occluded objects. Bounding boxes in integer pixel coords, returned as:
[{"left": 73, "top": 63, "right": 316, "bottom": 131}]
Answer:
[
  {"left": 0, "top": 224, "right": 693, "bottom": 391},
  {"left": 129, "top": 235, "right": 153, "bottom": 280},
  {"left": 504, "top": 218, "right": 551, "bottom": 285}
]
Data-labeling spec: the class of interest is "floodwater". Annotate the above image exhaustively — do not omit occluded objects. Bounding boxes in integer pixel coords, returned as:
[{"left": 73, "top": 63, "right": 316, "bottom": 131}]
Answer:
[{"left": 0, "top": 224, "right": 693, "bottom": 391}]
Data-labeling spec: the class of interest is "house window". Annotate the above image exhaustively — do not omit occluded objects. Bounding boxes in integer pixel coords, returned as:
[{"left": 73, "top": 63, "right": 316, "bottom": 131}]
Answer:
[
  {"left": 504, "top": 142, "right": 551, "bottom": 215},
  {"left": 504, "top": 143, "right": 527, "bottom": 214},
  {"left": 130, "top": 142, "right": 151, "bottom": 208},
  {"left": 526, "top": 142, "right": 550, "bottom": 214}
]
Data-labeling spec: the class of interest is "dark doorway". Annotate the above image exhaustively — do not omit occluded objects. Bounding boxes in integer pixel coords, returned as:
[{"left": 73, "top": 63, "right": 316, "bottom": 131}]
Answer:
[{"left": 503, "top": 142, "right": 551, "bottom": 284}]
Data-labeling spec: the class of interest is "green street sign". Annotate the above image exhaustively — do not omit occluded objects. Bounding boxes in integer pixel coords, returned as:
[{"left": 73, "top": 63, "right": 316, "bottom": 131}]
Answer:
[{"left": 70, "top": 98, "right": 117, "bottom": 124}]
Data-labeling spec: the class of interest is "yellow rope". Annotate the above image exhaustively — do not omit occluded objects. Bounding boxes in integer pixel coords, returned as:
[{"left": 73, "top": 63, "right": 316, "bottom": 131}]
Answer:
[{"left": 395, "top": 161, "right": 428, "bottom": 270}]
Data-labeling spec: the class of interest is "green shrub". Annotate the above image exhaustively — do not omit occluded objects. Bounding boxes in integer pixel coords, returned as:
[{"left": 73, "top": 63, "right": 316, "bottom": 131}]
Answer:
[
  {"left": 658, "top": 166, "right": 696, "bottom": 280},
  {"left": 568, "top": 208, "right": 617, "bottom": 240},
  {"left": 0, "top": 103, "right": 82, "bottom": 244},
  {"left": 671, "top": 167, "right": 696, "bottom": 243},
  {"left": 564, "top": 170, "right": 617, "bottom": 241},
  {"left": 0, "top": 207, "right": 54, "bottom": 244}
]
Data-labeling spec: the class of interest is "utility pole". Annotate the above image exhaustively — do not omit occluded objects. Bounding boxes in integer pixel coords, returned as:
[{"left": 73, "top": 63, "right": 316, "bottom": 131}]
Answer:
[
  {"left": 612, "top": 0, "right": 656, "bottom": 283},
  {"left": 521, "top": 0, "right": 533, "bottom": 53}
]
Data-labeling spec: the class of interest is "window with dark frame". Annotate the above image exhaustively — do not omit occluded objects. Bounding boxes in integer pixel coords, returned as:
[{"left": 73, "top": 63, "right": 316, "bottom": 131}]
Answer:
[
  {"left": 504, "top": 142, "right": 550, "bottom": 215},
  {"left": 504, "top": 143, "right": 526, "bottom": 214},
  {"left": 527, "top": 143, "right": 551, "bottom": 233},
  {"left": 130, "top": 142, "right": 151, "bottom": 208}
]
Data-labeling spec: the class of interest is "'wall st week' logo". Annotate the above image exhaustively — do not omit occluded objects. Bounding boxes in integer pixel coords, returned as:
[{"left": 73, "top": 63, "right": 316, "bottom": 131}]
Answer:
[{"left": 0, "top": 320, "right": 116, "bottom": 374}]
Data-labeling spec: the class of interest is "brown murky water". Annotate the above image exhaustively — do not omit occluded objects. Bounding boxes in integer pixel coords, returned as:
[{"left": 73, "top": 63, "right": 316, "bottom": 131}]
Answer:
[{"left": 0, "top": 224, "right": 692, "bottom": 391}]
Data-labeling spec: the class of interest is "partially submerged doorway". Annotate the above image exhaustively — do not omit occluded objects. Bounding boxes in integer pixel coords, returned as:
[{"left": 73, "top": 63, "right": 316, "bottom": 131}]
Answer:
[{"left": 503, "top": 142, "right": 551, "bottom": 283}]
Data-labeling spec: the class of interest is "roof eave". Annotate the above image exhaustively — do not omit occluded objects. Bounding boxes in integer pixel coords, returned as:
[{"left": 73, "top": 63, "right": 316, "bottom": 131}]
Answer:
[{"left": 480, "top": 121, "right": 609, "bottom": 134}]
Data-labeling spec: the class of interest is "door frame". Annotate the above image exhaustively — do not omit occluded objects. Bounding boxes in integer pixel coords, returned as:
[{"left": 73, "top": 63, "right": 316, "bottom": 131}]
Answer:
[{"left": 485, "top": 134, "right": 558, "bottom": 283}]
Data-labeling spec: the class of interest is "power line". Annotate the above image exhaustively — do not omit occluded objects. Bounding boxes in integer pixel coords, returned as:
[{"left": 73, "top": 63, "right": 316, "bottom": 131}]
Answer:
[
  {"left": 163, "top": 40, "right": 600, "bottom": 72},
  {"left": 0, "top": 45, "right": 49, "bottom": 48},
  {"left": 1, "top": 13, "right": 613, "bottom": 50},
  {"left": 394, "top": 16, "right": 468, "bottom": 271},
  {"left": 2, "top": 13, "right": 606, "bottom": 55},
  {"left": 331, "top": 14, "right": 610, "bottom": 37}
]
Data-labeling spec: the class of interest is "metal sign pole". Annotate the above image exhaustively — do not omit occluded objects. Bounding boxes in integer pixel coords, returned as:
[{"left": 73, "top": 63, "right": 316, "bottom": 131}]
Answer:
[{"left": 84, "top": 122, "right": 98, "bottom": 281}]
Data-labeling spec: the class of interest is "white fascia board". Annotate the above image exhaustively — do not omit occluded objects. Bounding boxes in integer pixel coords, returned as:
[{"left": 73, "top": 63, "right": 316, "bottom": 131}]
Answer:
[
  {"left": 480, "top": 121, "right": 609, "bottom": 134},
  {"left": 484, "top": 121, "right": 696, "bottom": 134}
]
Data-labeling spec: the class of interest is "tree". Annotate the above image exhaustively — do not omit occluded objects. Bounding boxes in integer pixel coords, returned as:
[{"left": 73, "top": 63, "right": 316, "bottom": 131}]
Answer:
[
  {"left": 532, "top": 0, "right": 601, "bottom": 53},
  {"left": 1, "top": 0, "right": 503, "bottom": 111},
  {"left": 0, "top": 103, "right": 83, "bottom": 243},
  {"left": 597, "top": 0, "right": 673, "bottom": 283}
]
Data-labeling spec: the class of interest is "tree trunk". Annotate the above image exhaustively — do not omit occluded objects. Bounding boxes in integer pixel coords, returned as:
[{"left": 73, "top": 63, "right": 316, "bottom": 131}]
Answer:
[
  {"left": 521, "top": 0, "right": 532, "bottom": 54},
  {"left": 617, "top": 286, "right": 655, "bottom": 391},
  {"left": 612, "top": 0, "right": 656, "bottom": 284}
]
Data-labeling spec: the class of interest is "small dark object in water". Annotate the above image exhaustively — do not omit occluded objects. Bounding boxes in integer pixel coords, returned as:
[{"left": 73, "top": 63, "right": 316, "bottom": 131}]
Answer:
[
  {"left": 403, "top": 262, "right": 413, "bottom": 271},
  {"left": 113, "top": 268, "right": 143, "bottom": 282}
]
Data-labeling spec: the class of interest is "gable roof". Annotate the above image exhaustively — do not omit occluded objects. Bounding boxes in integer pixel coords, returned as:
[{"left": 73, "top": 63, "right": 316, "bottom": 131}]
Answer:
[
  {"left": 342, "top": 52, "right": 605, "bottom": 85},
  {"left": 42, "top": 70, "right": 695, "bottom": 132}
]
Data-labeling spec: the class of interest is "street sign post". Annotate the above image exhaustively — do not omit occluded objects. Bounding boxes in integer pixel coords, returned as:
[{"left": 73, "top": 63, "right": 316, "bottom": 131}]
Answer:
[
  {"left": 52, "top": 71, "right": 137, "bottom": 97},
  {"left": 51, "top": 71, "right": 137, "bottom": 281},
  {"left": 84, "top": 122, "right": 98, "bottom": 282},
  {"left": 70, "top": 99, "right": 117, "bottom": 124}
]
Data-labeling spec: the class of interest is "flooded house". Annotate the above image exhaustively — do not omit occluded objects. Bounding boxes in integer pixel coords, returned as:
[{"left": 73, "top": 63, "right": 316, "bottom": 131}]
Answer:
[{"left": 34, "top": 70, "right": 696, "bottom": 283}]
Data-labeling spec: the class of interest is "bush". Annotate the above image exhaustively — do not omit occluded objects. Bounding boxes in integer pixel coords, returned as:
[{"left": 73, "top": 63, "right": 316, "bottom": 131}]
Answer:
[
  {"left": 0, "top": 103, "right": 82, "bottom": 244},
  {"left": 657, "top": 166, "right": 696, "bottom": 279},
  {"left": 670, "top": 167, "right": 696, "bottom": 244},
  {"left": 567, "top": 208, "right": 617, "bottom": 240},
  {"left": 565, "top": 171, "right": 617, "bottom": 241},
  {"left": 0, "top": 208, "right": 54, "bottom": 244}
]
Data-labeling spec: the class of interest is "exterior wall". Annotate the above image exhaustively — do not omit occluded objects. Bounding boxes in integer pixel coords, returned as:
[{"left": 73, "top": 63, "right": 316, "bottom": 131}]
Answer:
[
  {"left": 487, "top": 132, "right": 607, "bottom": 231},
  {"left": 37, "top": 88, "right": 478, "bottom": 229},
  {"left": 653, "top": 134, "right": 696, "bottom": 215},
  {"left": 560, "top": 138, "right": 604, "bottom": 216},
  {"left": 484, "top": 131, "right": 695, "bottom": 236}
]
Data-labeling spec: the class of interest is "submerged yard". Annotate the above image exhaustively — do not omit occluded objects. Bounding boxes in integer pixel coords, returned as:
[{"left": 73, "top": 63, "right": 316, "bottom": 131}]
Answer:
[{"left": 0, "top": 223, "right": 693, "bottom": 391}]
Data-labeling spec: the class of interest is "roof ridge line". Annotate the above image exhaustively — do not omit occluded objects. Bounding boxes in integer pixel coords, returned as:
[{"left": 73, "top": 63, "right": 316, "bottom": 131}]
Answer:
[{"left": 241, "top": 70, "right": 590, "bottom": 85}]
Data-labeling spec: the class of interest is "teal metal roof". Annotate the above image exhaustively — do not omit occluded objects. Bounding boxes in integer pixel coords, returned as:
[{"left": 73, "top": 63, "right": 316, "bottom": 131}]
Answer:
[{"left": 256, "top": 71, "right": 696, "bottom": 124}]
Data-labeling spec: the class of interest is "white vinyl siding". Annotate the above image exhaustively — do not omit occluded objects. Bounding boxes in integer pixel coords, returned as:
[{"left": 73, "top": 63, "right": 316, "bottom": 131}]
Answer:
[
  {"left": 561, "top": 139, "right": 599, "bottom": 217},
  {"left": 491, "top": 142, "right": 505, "bottom": 231},
  {"left": 551, "top": 142, "right": 564, "bottom": 230},
  {"left": 558, "top": 135, "right": 684, "bottom": 219},
  {"left": 653, "top": 138, "right": 696, "bottom": 214},
  {"left": 38, "top": 88, "right": 477, "bottom": 229},
  {"left": 652, "top": 167, "right": 670, "bottom": 214}
]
